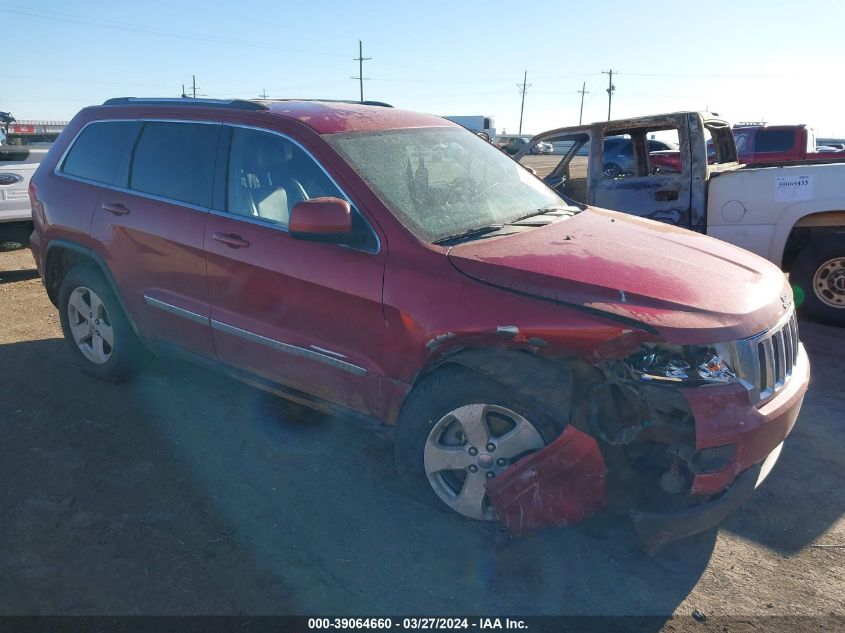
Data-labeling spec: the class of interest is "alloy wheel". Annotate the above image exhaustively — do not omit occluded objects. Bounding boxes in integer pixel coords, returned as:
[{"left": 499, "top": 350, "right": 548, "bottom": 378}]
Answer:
[
  {"left": 423, "top": 403, "right": 545, "bottom": 520},
  {"left": 67, "top": 286, "right": 114, "bottom": 364}
]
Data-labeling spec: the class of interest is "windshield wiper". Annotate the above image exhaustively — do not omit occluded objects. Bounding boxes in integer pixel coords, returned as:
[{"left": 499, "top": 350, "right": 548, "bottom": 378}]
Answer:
[
  {"left": 508, "top": 205, "right": 572, "bottom": 224},
  {"left": 433, "top": 224, "right": 505, "bottom": 245}
]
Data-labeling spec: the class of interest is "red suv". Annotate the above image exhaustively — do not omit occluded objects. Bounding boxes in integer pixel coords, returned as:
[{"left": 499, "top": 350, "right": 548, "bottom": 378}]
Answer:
[{"left": 29, "top": 98, "right": 809, "bottom": 551}]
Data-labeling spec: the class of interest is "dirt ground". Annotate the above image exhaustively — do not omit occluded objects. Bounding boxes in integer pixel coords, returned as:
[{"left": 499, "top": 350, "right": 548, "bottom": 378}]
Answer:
[{"left": 0, "top": 246, "right": 843, "bottom": 626}]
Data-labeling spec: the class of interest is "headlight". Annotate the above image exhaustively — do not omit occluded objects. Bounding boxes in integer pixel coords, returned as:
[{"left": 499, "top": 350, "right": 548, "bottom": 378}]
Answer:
[{"left": 626, "top": 343, "right": 737, "bottom": 385}]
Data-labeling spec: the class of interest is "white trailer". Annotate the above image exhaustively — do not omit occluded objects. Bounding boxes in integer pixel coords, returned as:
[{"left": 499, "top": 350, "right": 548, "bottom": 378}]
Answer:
[{"left": 443, "top": 115, "right": 496, "bottom": 139}]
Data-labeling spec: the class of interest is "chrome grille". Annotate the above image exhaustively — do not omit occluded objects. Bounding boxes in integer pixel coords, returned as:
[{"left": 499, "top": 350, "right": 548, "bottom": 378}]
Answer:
[{"left": 732, "top": 309, "right": 800, "bottom": 405}]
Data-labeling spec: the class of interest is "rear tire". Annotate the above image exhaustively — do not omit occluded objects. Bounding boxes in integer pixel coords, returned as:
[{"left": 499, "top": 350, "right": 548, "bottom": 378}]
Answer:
[
  {"left": 790, "top": 237, "right": 845, "bottom": 326},
  {"left": 394, "top": 366, "right": 564, "bottom": 521},
  {"left": 58, "top": 263, "right": 149, "bottom": 381}
]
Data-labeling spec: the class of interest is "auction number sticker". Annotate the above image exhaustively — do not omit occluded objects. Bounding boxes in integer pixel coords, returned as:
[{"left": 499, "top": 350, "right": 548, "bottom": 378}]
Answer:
[{"left": 774, "top": 174, "right": 813, "bottom": 201}]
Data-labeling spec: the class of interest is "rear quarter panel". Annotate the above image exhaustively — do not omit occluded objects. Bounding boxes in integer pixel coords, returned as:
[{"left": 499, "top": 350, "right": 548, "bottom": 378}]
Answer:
[{"left": 31, "top": 111, "right": 106, "bottom": 256}]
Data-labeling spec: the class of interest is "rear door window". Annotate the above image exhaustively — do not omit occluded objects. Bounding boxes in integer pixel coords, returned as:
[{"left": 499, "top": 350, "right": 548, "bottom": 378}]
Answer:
[
  {"left": 62, "top": 120, "right": 140, "bottom": 185},
  {"left": 129, "top": 121, "right": 220, "bottom": 207}
]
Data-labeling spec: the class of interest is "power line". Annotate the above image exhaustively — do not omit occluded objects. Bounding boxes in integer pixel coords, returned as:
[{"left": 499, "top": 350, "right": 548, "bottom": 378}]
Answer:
[
  {"left": 614, "top": 71, "right": 780, "bottom": 79},
  {"left": 0, "top": 73, "right": 172, "bottom": 90},
  {"left": 3, "top": 5, "right": 347, "bottom": 59},
  {"left": 352, "top": 40, "right": 372, "bottom": 103},
  {"left": 259, "top": 89, "right": 269, "bottom": 99}
]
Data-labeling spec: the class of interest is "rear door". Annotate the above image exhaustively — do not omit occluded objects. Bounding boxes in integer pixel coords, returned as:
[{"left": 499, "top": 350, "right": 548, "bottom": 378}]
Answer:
[
  {"left": 89, "top": 119, "right": 220, "bottom": 358},
  {"left": 203, "top": 123, "right": 385, "bottom": 414}
]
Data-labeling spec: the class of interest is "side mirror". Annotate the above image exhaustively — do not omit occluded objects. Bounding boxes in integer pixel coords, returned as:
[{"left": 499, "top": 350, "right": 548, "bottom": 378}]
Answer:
[{"left": 289, "top": 197, "right": 352, "bottom": 241}]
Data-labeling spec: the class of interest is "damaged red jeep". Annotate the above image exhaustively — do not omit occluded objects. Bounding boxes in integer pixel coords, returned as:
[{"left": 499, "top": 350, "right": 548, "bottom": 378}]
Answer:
[{"left": 29, "top": 98, "right": 810, "bottom": 552}]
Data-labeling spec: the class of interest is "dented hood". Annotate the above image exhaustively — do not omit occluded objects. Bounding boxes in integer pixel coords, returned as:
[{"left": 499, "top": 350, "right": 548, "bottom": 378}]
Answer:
[{"left": 447, "top": 207, "right": 790, "bottom": 344}]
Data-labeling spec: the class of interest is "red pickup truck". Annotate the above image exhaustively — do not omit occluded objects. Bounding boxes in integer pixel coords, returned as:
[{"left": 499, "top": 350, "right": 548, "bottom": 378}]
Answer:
[{"left": 651, "top": 123, "right": 843, "bottom": 172}]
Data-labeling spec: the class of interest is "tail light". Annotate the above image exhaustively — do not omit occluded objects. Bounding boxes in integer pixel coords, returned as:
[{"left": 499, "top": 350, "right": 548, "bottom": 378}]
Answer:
[{"left": 28, "top": 180, "right": 45, "bottom": 225}]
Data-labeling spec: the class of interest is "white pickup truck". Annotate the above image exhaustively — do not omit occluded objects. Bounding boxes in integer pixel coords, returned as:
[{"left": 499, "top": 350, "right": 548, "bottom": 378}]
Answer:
[
  {"left": 0, "top": 144, "right": 49, "bottom": 245},
  {"left": 516, "top": 111, "right": 845, "bottom": 325}
]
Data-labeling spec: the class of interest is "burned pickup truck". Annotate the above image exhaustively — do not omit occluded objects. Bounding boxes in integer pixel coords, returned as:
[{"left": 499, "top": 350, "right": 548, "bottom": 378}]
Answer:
[{"left": 517, "top": 112, "right": 845, "bottom": 326}]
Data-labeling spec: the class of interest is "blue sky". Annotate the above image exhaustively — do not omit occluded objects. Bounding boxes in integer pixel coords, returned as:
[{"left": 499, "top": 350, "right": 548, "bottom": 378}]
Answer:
[{"left": 4, "top": 0, "right": 845, "bottom": 136}]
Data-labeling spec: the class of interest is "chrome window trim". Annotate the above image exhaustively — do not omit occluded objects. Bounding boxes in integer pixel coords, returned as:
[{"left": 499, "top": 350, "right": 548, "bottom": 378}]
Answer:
[
  {"left": 56, "top": 171, "right": 213, "bottom": 213},
  {"left": 53, "top": 118, "right": 138, "bottom": 183},
  {"left": 54, "top": 118, "right": 381, "bottom": 254},
  {"left": 55, "top": 118, "right": 218, "bottom": 212},
  {"left": 210, "top": 319, "right": 367, "bottom": 376},
  {"left": 221, "top": 123, "right": 381, "bottom": 254},
  {"left": 109, "top": 185, "right": 212, "bottom": 213},
  {"left": 143, "top": 295, "right": 209, "bottom": 325}
]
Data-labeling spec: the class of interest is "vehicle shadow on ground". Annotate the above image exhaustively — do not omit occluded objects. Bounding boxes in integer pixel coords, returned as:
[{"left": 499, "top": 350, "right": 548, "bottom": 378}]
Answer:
[
  {"left": 1, "top": 335, "right": 833, "bottom": 620},
  {"left": 0, "top": 269, "right": 40, "bottom": 284}
]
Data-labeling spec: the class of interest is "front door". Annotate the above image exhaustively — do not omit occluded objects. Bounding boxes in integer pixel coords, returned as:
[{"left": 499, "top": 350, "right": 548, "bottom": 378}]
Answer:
[{"left": 204, "top": 125, "right": 385, "bottom": 415}]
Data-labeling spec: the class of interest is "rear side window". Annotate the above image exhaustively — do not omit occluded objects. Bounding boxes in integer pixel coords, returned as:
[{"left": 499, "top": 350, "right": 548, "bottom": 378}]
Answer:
[
  {"left": 130, "top": 122, "right": 219, "bottom": 207},
  {"left": 62, "top": 121, "right": 140, "bottom": 185},
  {"left": 755, "top": 129, "right": 795, "bottom": 153}
]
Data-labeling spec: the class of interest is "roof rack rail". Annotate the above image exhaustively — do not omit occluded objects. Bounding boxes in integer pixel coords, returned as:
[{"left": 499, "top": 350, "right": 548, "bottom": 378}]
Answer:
[
  {"left": 102, "top": 97, "right": 268, "bottom": 111},
  {"left": 256, "top": 98, "right": 394, "bottom": 108}
]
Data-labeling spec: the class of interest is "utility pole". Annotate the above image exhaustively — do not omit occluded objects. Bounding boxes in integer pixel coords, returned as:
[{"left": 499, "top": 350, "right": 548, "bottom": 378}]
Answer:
[
  {"left": 602, "top": 69, "right": 615, "bottom": 121},
  {"left": 577, "top": 81, "right": 589, "bottom": 125},
  {"left": 259, "top": 89, "right": 269, "bottom": 99},
  {"left": 182, "top": 75, "right": 204, "bottom": 99},
  {"left": 517, "top": 70, "right": 531, "bottom": 135},
  {"left": 352, "top": 40, "right": 372, "bottom": 103}
]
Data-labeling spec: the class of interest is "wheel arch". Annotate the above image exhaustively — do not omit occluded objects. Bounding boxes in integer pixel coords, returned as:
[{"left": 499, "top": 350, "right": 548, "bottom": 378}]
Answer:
[
  {"left": 45, "top": 239, "right": 142, "bottom": 337},
  {"left": 776, "top": 209, "right": 845, "bottom": 270},
  {"left": 409, "top": 347, "right": 585, "bottom": 430}
]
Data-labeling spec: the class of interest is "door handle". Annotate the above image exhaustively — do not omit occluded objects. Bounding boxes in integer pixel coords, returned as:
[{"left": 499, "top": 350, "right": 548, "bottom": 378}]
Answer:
[
  {"left": 654, "top": 190, "right": 679, "bottom": 202},
  {"left": 212, "top": 232, "right": 250, "bottom": 248},
  {"left": 102, "top": 202, "right": 130, "bottom": 216}
]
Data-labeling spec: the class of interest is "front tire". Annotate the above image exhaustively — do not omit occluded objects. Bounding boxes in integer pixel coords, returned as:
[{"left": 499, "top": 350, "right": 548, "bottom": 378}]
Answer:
[
  {"left": 603, "top": 163, "right": 621, "bottom": 178},
  {"left": 790, "top": 237, "right": 845, "bottom": 326},
  {"left": 58, "top": 263, "right": 148, "bottom": 381},
  {"left": 395, "top": 366, "right": 564, "bottom": 520}
]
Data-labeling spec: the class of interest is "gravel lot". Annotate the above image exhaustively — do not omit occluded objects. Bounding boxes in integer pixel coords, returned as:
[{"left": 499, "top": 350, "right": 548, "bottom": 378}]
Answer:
[{"left": 0, "top": 245, "right": 843, "bottom": 626}]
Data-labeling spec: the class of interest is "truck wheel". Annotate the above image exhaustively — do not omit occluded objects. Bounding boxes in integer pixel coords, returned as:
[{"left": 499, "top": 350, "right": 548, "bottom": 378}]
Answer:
[
  {"left": 394, "top": 366, "right": 563, "bottom": 520},
  {"left": 603, "top": 163, "right": 621, "bottom": 178},
  {"left": 58, "top": 263, "right": 149, "bottom": 381},
  {"left": 790, "top": 238, "right": 845, "bottom": 326}
]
